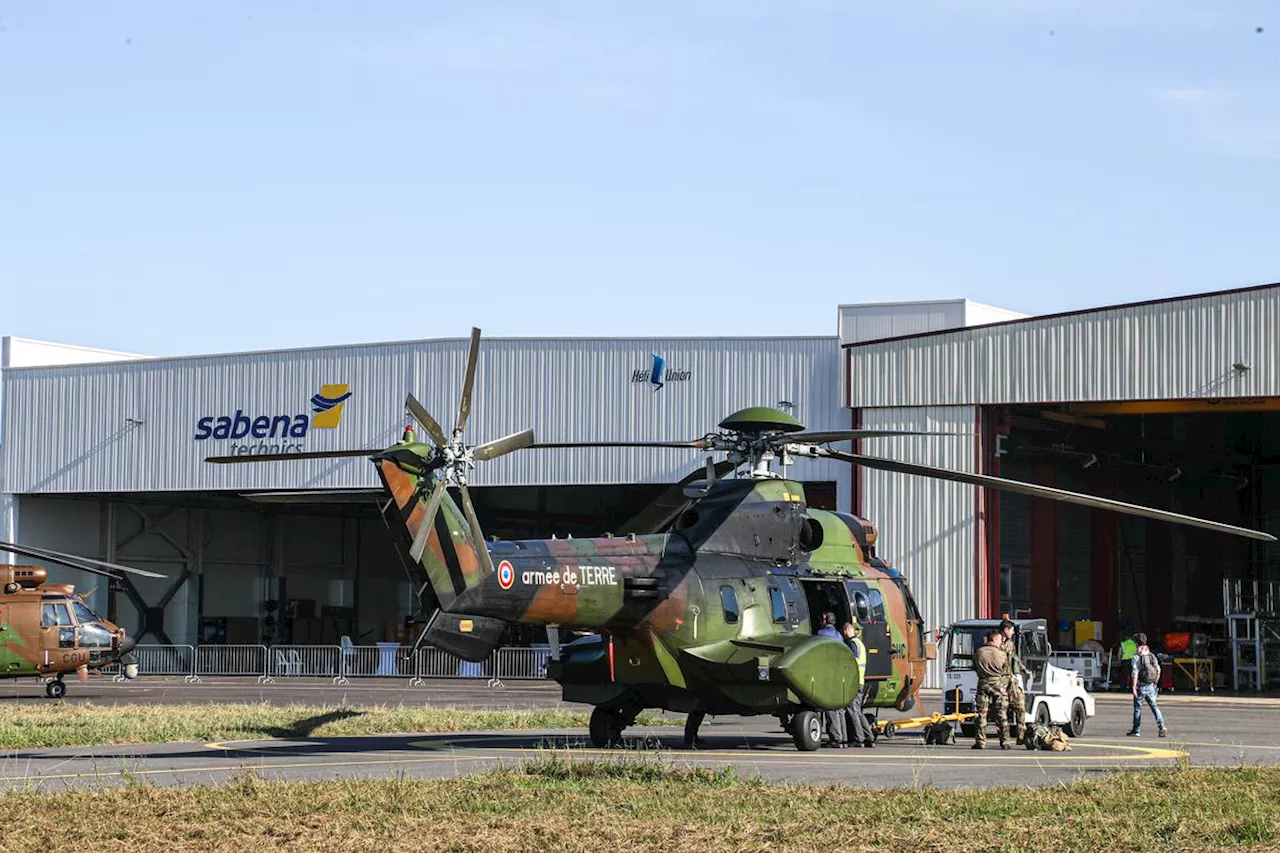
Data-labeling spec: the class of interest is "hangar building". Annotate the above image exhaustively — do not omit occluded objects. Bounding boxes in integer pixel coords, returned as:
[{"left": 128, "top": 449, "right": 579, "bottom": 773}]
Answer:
[
  {"left": 0, "top": 334, "right": 851, "bottom": 651},
  {"left": 5, "top": 283, "right": 1278, "bottom": 690},
  {"left": 845, "top": 283, "right": 1280, "bottom": 689}
]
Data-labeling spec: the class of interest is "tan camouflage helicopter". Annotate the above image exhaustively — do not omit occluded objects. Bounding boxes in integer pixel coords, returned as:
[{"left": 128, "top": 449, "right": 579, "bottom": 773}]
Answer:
[
  {"left": 209, "top": 329, "right": 1274, "bottom": 750},
  {"left": 0, "top": 541, "right": 163, "bottom": 697}
]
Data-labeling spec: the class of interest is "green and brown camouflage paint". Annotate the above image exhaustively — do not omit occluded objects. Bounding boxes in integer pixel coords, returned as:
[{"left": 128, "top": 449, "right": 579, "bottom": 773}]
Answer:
[{"left": 377, "top": 447, "right": 934, "bottom": 720}]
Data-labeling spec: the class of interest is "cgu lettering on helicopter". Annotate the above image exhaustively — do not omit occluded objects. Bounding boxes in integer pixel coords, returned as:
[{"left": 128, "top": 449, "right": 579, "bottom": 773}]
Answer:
[
  {"left": 0, "top": 541, "right": 165, "bottom": 698},
  {"left": 209, "top": 327, "right": 1277, "bottom": 752}
]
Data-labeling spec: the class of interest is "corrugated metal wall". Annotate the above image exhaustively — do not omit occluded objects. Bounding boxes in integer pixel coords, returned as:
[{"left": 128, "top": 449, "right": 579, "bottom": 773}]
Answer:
[
  {"left": 847, "top": 285, "right": 1280, "bottom": 408},
  {"left": 2, "top": 336, "right": 846, "bottom": 493},
  {"left": 858, "top": 405, "right": 978, "bottom": 688}
]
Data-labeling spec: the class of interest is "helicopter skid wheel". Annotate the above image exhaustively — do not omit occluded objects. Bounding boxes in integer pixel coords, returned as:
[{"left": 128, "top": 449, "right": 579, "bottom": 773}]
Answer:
[
  {"left": 46, "top": 679, "right": 66, "bottom": 699},
  {"left": 790, "top": 710, "right": 822, "bottom": 752},
  {"left": 589, "top": 707, "right": 626, "bottom": 748}
]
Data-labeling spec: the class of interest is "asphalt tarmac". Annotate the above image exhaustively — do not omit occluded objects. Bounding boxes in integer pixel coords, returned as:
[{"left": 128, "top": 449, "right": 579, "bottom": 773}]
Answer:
[{"left": 2, "top": 677, "right": 1278, "bottom": 790}]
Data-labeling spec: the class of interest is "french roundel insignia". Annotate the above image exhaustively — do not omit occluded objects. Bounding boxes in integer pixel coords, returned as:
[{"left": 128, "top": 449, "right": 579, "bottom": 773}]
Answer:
[{"left": 497, "top": 560, "right": 515, "bottom": 590}]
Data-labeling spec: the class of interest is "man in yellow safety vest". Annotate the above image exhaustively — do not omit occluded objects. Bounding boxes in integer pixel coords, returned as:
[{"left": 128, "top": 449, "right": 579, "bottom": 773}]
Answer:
[{"left": 842, "top": 622, "right": 876, "bottom": 748}]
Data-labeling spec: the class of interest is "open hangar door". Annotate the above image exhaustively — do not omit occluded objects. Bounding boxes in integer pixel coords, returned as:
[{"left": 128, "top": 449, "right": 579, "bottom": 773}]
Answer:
[{"left": 982, "top": 401, "right": 1280, "bottom": 675}]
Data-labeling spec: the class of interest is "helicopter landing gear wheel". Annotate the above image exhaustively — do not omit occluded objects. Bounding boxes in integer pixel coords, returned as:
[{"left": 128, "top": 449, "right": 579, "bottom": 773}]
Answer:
[
  {"left": 589, "top": 707, "right": 625, "bottom": 748},
  {"left": 46, "top": 679, "right": 66, "bottom": 699},
  {"left": 790, "top": 710, "right": 822, "bottom": 751}
]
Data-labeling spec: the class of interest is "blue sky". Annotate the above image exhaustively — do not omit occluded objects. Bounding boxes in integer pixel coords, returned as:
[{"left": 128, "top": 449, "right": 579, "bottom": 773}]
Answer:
[{"left": 1, "top": 1, "right": 1276, "bottom": 356}]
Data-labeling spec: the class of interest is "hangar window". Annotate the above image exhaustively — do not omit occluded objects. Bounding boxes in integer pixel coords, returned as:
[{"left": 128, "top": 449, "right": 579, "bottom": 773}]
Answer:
[
  {"left": 719, "top": 586, "right": 739, "bottom": 624},
  {"left": 768, "top": 587, "right": 787, "bottom": 623}
]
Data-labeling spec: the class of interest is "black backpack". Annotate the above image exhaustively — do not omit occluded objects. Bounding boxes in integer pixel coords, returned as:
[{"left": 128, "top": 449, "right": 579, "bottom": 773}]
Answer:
[{"left": 1138, "top": 651, "right": 1161, "bottom": 685}]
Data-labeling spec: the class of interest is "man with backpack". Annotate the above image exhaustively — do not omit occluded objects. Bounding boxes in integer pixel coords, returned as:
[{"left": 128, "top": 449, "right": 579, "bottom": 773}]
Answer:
[{"left": 1127, "top": 632, "right": 1168, "bottom": 738}]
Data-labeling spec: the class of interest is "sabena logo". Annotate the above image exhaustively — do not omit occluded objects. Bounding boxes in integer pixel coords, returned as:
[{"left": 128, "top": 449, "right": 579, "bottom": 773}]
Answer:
[{"left": 194, "top": 383, "right": 352, "bottom": 456}]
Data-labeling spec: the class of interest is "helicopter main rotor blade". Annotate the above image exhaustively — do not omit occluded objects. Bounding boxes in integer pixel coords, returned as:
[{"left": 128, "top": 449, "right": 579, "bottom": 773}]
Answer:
[
  {"left": 619, "top": 460, "right": 738, "bottom": 534},
  {"left": 408, "top": 477, "right": 451, "bottom": 564},
  {"left": 472, "top": 428, "right": 535, "bottom": 462},
  {"left": 529, "top": 441, "right": 708, "bottom": 450},
  {"left": 455, "top": 327, "right": 482, "bottom": 434},
  {"left": 405, "top": 393, "right": 448, "bottom": 447},
  {"left": 457, "top": 482, "right": 496, "bottom": 577},
  {"left": 205, "top": 449, "right": 376, "bottom": 464},
  {"left": 818, "top": 448, "right": 1278, "bottom": 543},
  {"left": 781, "top": 429, "right": 968, "bottom": 444},
  {"left": 0, "top": 541, "right": 168, "bottom": 579}
]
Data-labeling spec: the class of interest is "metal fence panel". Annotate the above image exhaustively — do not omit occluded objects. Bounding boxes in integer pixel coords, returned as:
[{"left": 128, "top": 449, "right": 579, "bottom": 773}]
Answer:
[
  {"left": 494, "top": 646, "right": 551, "bottom": 680},
  {"left": 268, "top": 645, "right": 342, "bottom": 679},
  {"left": 340, "top": 644, "right": 414, "bottom": 678},
  {"left": 196, "top": 644, "right": 267, "bottom": 680}
]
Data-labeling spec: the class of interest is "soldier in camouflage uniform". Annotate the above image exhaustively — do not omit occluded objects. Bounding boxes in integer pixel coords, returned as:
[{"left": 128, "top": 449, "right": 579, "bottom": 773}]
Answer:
[
  {"left": 999, "top": 618, "right": 1030, "bottom": 744},
  {"left": 972, "top": 629, "right": 1010, "bottom": 750}
]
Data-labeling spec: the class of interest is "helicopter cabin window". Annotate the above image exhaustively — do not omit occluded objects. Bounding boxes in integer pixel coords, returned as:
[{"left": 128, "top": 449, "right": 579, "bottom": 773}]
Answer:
[
  {"left": 867, "top": 588, "right": 885, "bottom": 623},
  {"left": 852, "top": 591, "right": 871, "bottom": 624},
  {"left": 41, "top": 601, "right": 73, "bottom": 627},
  {"left": 719, "top": 586, "right": 739, "bottom": 624},
  {"left": 768, "top": 587, "right": 787, "bottom": 623}
]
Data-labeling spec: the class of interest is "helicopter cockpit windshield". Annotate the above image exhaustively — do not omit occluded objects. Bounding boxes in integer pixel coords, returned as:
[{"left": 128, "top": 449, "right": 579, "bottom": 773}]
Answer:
[{"left": 40, "top": 595, "right": 115, "bottom": 649}]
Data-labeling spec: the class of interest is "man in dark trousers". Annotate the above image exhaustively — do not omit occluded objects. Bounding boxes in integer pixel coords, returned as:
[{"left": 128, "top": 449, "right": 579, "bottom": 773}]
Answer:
[
  {"left": 842, "top": 622, "right": 876, "bottom": 747},
  {"left": 817, "top": 612, "right": 848, "bottom": 747}
]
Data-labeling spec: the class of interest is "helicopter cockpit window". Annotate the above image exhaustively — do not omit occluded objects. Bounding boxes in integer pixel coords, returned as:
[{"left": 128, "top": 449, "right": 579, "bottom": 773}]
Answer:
[
  {"left": 42, "top": 602, "right": 73, "bottom": 627},
  {"left": 79, "top": 622, "right": 114, "bottom": 648},
  {"left": 852, "top": 591, "right": 871, "bottom": 624},
  {"left": 720, "top": 586, "right": 739, "bottom": 624},
  {"left": 768, "top": 587, "right": 787, "bottom": 623},
  {"left": 868, "top": 588, "right": 885, "bottom": 623}
]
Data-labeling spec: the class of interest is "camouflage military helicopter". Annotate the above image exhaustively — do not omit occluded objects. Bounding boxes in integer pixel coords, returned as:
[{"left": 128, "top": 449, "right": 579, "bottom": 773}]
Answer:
[
  {"left": 209, "top": 328, "right": 1275, "bottom": 750},
  {"left": 0, "top": 541, "right": 163, "bottom": 697}
]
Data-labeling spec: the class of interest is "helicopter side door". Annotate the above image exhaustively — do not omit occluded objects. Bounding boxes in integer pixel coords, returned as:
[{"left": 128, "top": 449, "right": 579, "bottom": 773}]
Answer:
[{"left": 845, "top": 580, "right": 892, "bottom": 679}]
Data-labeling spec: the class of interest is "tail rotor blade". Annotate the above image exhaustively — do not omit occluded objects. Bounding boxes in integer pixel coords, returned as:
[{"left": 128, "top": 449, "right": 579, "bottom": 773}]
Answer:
[
  {"left": 457, "top": 483, "right": 495, "bottom": 576},
  {"left": 405, "top": 394, "right": 447, "bottom": 447},
  {"left": 408, "top": 478, "right": 450, "bottom": 563},
  {"left": 473, "top": 428, "right": 535, "bottom": 462},
  {"left": 455, "top": 327, "right": 482, "bottom": 434}
]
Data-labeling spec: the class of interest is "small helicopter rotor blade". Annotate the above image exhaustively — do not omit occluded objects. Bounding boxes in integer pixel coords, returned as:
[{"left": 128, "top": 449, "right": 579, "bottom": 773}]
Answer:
[
  {"left": 618, "top": 460, "right": 738, "bottom": 534},
  {"left": 405, "top": 393, "right": 448, "bottom": 448},
  {"left": 0, "top": 541, "right": 168, "bottom": 579},
  {"left": 781, "top": 429, "right": 968, "bottom": 444},
  {"left": 205, "top": 449, "right": 376, "bottom": 464},
  {"left": 472, "top": 428, "right": 535, "bottom": 462},
  {"left": 528, "top": 440, "right": 707, "bottom": 450},
  {"left": 821, "top": 449, "right": 1278, "bottom": 543},
  {"left": 455, "top": 327, "right": 482, "bottom": 434},
  {"left": 457, "top": 482, "right": 496, "bottom": 577},
  {"left": 408, "top": 477, "right": 450, "bottom": 564}
]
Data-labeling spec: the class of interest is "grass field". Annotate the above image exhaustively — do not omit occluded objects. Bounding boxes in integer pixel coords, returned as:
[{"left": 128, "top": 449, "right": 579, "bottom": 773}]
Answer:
[
  {"left": 0, "top": 759, "right": 1275, "bottom": 852},
  {"left": 0, "top": 703, "right": 674, "bottom": 749}
]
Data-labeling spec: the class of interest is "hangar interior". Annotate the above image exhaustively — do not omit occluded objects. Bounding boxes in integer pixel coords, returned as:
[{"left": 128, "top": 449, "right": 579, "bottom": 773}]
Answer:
[
  {"left": 988, "top": 402, "right": 1280, "bottom": 687},
  {"left": 20, "top": 479, "right": 837, "bottom": 649}
]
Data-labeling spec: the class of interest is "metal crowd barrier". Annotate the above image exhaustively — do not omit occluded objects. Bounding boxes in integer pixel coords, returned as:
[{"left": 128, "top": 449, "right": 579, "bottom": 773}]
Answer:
[{"left": 96, "top": 643, "right": 554, "bottom": 687}]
